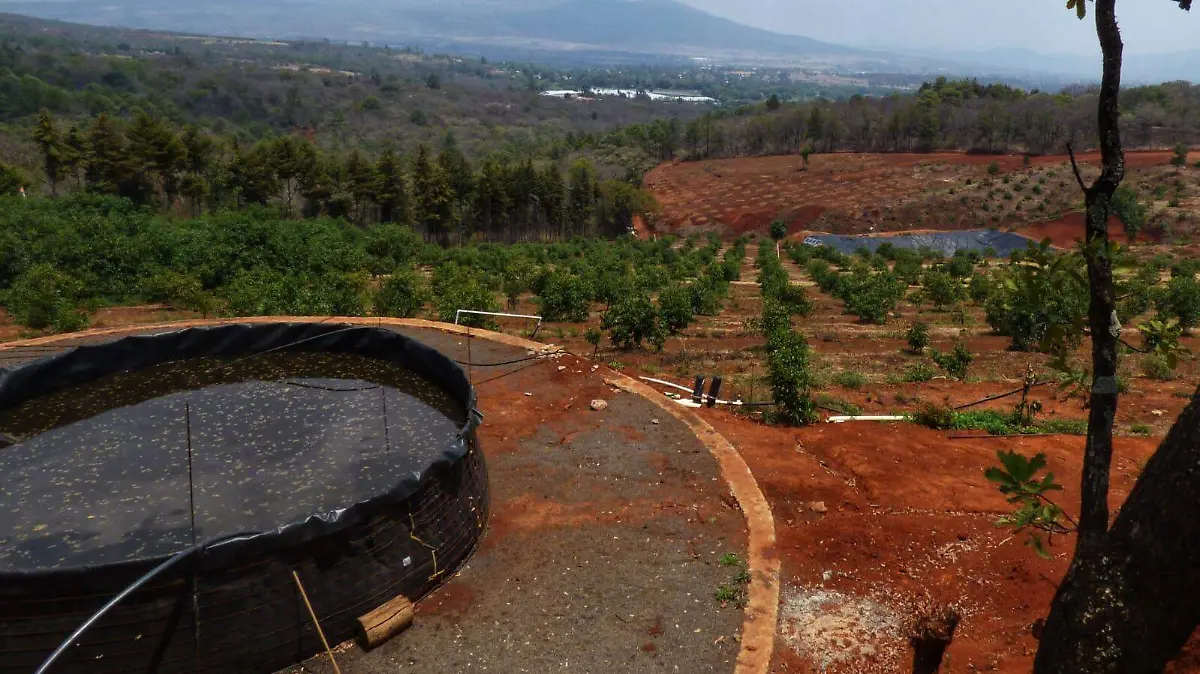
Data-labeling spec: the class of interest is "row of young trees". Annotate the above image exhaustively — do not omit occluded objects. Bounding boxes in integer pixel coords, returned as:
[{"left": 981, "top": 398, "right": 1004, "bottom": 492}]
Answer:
[
  {"left": 784, "top": 237, "right": 1198, "bottom": 376},
  {"left": 14, "top": 109, "right": 655, "bottom": 243},
  {"left": 754, "top": 240, "right": 819, "bottom": 425}
]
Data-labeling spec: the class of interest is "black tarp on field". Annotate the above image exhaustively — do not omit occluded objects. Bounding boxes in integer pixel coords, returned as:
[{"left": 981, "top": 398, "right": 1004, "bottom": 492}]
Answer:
[
  {"left": 802, "top": 229, "right": 1035, "bottom": 257},
  {"left": 0, "top": 323, "right": 488, "bottom": 674}
]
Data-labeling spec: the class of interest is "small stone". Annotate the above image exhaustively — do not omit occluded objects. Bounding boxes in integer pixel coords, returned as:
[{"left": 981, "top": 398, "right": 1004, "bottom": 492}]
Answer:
[
  {"left": 650, "top": 418, "right": 660, "bottom": 425},
  {"left": 809, "top": 501, "right": 827, "bottom": 513},
  {"left": 590, "top": 399, "right": 608, "bottom": 411},
  {"left": 821, "top": 570, "right": 832, "bottom": 582},
  {"left": 557, "top": 365, "right": 567, "bottom": 372},
  {"left": 524, "top": 392, "right": 532, "bottom": 397},
  {"left": 1151, "top": 409, "right": 1165, "bottom": 417}
]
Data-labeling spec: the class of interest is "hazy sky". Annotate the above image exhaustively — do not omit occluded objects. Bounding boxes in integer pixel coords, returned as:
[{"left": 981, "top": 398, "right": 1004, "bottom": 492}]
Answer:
[{"left": 679, "top": 0, "right": 1197, "bottom": 55}]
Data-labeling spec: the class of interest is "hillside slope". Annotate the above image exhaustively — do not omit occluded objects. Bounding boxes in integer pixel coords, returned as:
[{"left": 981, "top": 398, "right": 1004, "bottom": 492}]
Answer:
[{"left": 0, "top": 0, "right": 859, "bottom": 58}]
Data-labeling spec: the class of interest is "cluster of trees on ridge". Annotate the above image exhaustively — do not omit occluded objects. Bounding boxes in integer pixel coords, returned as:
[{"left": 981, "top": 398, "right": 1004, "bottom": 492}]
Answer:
[
  {"left": 2, "top": 110, "right": 652, "bottom": 243},
  {"left": 662, "top": 78, "right": 1200, "bottom": 159}
]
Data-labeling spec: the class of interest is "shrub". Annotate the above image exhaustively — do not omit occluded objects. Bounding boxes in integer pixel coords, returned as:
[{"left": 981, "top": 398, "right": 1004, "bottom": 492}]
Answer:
[
  {"left": 767, "top": 329, "right": 818, "bottom": 425},
  {"left": 759, "top": 298, "right": 792, "bottom": 340},
  {"left": 778, "top": 282, "right": 814, "bottom": 317},
  {"left": 364, "top": 222, "right": 423, "bottom": 273},
  {"left": 892, "top": 254, "right": 924, "bottom": 285},
  {"left": 832, "top": 370, "right": 868, "bottom": 390},
  {"left": 944, "top": 254, "right": 975, "bottom": 279},
  {"left": 931, "top": 341, "right": 974, "bottom": 381},
  {"left": 984, "top": 244, "right": 1088, "bottom": 351},
  {"left": 537, "top": 271, "right": 592, "bottom": 322},
  {"left": 222, "top": 269, "right": 366, "bottom": 317},
  {"left": 902, "top": 362, "right": 937, "bottom": 383},
  {"left": 691, "top": 265, "right": 728, "bottom": 316},
  {"left": 141, "top": 269, "right": 214, "bottom": 315},
  {"left": 906, "top": 322, "right": 931, "bottom": 353},
  {"left": 987, "top": 162, "right": 1000, "bottom": 176},
  {"left": 433, "top": 266, "right": 500, "bottom": 327},
  {"left": 374, "top": 268, "right": 426, "bottom": 318},
  {"left": 6, "top": 263, "right": 89, "bottom": 331},
  {"left": 1141, "top": 353, "right": 1176, "bottom": 381},
  {"left": 769, "top": 219, "right": 788, "bottom": 241},
  {"left": 816, "top": 394, "right": 863, "bottom": 416},
  {"left": 913, "top": 402, "right": 955, "bottom": 430},
  {"left": 603, "top": 293, "right": 666, "bottom": 351},
  {"left": 922, "top": 270, "right": 965, "bottom": 310},
  {"left": 1155, "top": 275, "right": 1200, "bottom": 331},
  {"left": 658, "top": 283, "right": 695, "bottom": 335},
  {"left": 841, "top": 266, "right": 905, "bottom": 324}
]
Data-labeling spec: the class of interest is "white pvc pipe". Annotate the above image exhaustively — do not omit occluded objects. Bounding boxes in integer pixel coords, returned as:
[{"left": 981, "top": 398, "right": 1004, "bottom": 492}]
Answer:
[
  {"left": 639, "top": 376, "right": 744, "bottom": 406},
  {"left": 828, "top": 415, "right": 907, "bottom": 423}
]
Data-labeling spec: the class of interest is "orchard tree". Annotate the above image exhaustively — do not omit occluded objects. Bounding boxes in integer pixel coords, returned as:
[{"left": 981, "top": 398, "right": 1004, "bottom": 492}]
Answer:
[{"left": 991, "top": 2, "right": 1200, "bottom": 673}]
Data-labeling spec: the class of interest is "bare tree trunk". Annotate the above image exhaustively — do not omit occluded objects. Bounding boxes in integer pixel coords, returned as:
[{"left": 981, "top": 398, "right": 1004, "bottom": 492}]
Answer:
[
  {"left": 1035, "top": 1, "right": 1200, "bottom": 670},
  {"left": 1036, "top": 390, "right": 1200, "bottom": 673}
]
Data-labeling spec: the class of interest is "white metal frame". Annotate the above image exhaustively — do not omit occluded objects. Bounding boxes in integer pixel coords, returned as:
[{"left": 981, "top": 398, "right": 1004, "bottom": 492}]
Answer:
[{"left": 454, "top": 310, "right": 543, "bottom": 337}]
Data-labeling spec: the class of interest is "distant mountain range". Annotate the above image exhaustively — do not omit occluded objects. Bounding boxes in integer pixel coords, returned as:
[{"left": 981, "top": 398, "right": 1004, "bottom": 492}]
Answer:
[
  {"left": 0, "top": 0, "right": 861, "bottom": 61},
  {"left": 0, "top": 0, "right": 1196, "bottom": 82}
]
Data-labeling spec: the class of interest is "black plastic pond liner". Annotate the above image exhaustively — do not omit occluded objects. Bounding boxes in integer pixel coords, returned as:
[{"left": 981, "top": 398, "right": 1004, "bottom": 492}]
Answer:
[
  {"left": 802, "top": 229, "right": 1035, "bottom": 257},
  {"left": 0, "top": 323, "right": 488, "bottom": 674}
]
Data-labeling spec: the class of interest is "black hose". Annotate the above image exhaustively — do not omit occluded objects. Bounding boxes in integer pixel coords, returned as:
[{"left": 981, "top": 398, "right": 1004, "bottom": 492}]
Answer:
[
  {"left": 34, "top": 532, "right": 254, "bottom": 674},
  {"left": 454, "top": 354, "right": 543, "bottom": 368}
]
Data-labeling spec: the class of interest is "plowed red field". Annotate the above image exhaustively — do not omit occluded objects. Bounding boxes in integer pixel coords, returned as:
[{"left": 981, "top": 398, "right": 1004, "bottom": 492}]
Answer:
[{"left": 644, "top": 151, "right": 1188, "bottom": 241}]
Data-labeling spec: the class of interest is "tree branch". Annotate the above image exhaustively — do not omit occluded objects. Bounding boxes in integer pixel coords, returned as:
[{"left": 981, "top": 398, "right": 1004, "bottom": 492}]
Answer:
[{"left": 1066, "top": 142, "right": 1089, "bottom": 193}]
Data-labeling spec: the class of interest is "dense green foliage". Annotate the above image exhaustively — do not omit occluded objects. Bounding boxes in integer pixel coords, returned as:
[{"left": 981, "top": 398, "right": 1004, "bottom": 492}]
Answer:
[
  {"left": 906, "top": 322, "right": 931, "bottom": 353},
  {"left": 0, "top": 194, "right": 736, "bottom": 332},
  {"left": 1155, "top": 275, "right": 1200, "bottom": 331},
  {"left": 374, "top": 268, "right": 426, "bottom": 318},
  {"left": 931, "top": 341, "right": 975, "bottom": 381},
  {"left": 6, "top": 262, "right": 88, "bottom": 332},
  {"left": 983, "top": 244, "right": 1089, "bottom": 351},
  {"left": 657, "top": 283, "right": 695, "bottom": 335},
  {"left": 537, "top": 270, "right": 592, "bottom": 322},
  {"left": 602, "top": 293, "right": 665, "bottom": 351},
  {"left": 840, "top": 265, "right": 906, "bottom": 324}
]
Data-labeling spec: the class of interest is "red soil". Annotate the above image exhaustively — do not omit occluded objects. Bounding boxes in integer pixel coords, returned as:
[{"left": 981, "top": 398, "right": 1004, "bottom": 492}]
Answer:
[
  {"left": 703, "top": 412, "right": 1199, "bottom": 673},
  {"left": 643, "top": 151, "right": 1191, "bottom": 240},
  {"left": 1015, "top": 211, "right": 1164, "bottom": 248}
]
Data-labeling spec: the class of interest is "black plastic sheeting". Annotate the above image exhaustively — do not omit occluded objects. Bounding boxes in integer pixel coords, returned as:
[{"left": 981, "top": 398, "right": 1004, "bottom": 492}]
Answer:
[
  {"left": 802, "top": 229, "right": 1035, "bottom": 257},
  {"left": 0, "top": 323, "right": 489, "bottom": 674}
]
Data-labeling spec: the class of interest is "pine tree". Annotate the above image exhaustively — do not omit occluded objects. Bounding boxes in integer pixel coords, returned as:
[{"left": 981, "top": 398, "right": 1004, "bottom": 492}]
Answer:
[
  {"left": 473, "top": 157, "right": 512, "bottom": 239},
  {"left": 128, "top": 110, "right": 187, "bottom": 208},
  {"left": 63, "top": 125, "right": 86, "bottom": 191},
  {"left": 83, "top": 113, "right": 132, "bottom": 197},
  {"left": 374, "top": 146, "right": 411, "bottom": 225},
  {"left": 180, "top": 126, "right": 216, "bottom": 214},
  {"left": 268, "top": 135, "right": 317, "bottom": 217},
  {"left": 344, "top": 149, "right": 375, "bottom": 225},
  {"left": 411, "top": 144, "right": 456, "bottom": 243},
  {"left": 226, "top": 140, "right": 278, "bottom": 207},
  {"left": 539, "top": 164, "right": 568, "bottom": 238},
  {"left": 31, "top": 110, "right": 65, "bottom": 197},
  {"left": 567, "top": 159, "right": 597, "bottom": 236}
]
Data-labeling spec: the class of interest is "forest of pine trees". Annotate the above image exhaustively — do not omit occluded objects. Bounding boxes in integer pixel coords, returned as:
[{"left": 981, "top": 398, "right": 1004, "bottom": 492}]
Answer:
[{"left": 10, "top": 109, "right": 654, "bottom": 243}]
